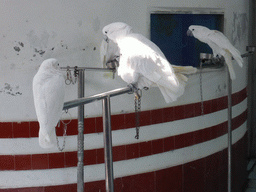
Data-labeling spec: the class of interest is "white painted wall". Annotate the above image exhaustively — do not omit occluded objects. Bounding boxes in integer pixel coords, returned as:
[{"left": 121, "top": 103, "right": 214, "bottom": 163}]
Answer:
[{"left": 0, "top": 0, "right": 249, "bottom": 122}]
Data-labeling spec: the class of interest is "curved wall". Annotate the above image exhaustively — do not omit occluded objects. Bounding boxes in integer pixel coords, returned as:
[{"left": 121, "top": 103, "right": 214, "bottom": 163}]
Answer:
[
  {"left": 0, "top": 0, "right": 249, "bottom": 191},
  {"left": 0, "top": 88, "right": 248, "bottom": 191}
]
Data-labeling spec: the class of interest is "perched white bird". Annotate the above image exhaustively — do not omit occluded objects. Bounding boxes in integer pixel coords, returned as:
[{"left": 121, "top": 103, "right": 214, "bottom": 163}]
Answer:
[
  {"left": 187, "top": 25, "right": 243, "bottom": 80},
  {"left": 102, "top": 22, "right": 196, "bottom": 103},
  {"left": 33, "top": 58, "right": 65, "bottom": 148}
]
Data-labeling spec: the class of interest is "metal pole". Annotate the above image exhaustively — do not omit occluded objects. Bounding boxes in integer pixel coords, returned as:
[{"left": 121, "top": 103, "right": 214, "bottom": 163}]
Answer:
[
  {"left": 77, "top": 70, "right": 85, "bottom": 192},
  {"left": 63, "top": 86, "right": 133, "bottom": 110},
  {"left": 60, "top": 66, "right": 114, "bottom": 72},
  {"left": 102, "top": 96, "right": 114, "bottom": 192},
  {"left": 227, "top": 67, "right": 232, "bottom": 192}
]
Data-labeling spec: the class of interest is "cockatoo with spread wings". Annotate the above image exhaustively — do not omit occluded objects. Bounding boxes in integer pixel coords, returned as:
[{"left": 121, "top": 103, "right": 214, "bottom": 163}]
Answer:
[
  {"left": 33, "top": 58, "right": 65, "bottom": 148},
  {"left": 101, "top": 22, "right": 196, "bottom": 103},
  {"left": 187, "top": 25, "right": 243, "bottom": 80}
]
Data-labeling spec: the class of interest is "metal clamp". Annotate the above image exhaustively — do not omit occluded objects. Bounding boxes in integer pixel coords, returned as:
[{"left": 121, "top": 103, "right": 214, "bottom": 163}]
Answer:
[
  {"left": 199, "top": 46, "right": 256, "bottom": 68},
  {"left": 200, "top": 53, "right": 213, "bottom": 65},
  {"left": 246, "top": 46, "right": 256, "bottom": 53}
]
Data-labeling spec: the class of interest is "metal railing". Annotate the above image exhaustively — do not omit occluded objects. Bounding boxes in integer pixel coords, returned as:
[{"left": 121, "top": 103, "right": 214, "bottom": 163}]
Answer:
[
  {"left": 61, "top": 66, "right": 133, "bottom": 192},
  {"left": 199, "top": 46, "right": 255, "bottom": 192},
  {"left": 61, "top": 45, "right": 254, "bottom": 192}
]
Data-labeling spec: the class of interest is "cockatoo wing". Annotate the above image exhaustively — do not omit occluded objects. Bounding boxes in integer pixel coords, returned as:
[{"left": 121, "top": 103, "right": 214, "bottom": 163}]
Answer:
[
  {"left": 205, "top": 30, "right": 242, "bottom": 80},
  {"left": 33, "top": 72, "right": 65, "bottom": 148},
  {"left": 33, "top": 74, "right": 48, "bottom": 125},
  {"left": 120, "top": 33, "right": 185, "bottom": 103},
  {"left": 208, "top": 30, "right": 243, "bottom": 67}
]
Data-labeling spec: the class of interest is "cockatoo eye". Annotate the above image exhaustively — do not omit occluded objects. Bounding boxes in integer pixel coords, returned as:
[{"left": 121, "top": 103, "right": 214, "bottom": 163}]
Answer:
[{"left": 192, "top": 29, "right": 195, "bottom": 31}]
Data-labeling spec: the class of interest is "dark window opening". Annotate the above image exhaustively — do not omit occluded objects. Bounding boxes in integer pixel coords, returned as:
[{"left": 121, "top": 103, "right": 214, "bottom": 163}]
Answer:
[{"left": 150, "top": 13, "right": 224, "bottom": 67}]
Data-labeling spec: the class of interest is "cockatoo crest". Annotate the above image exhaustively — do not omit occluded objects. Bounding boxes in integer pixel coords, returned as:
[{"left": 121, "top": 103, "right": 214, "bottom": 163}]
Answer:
[
  {"left": 103, "top": 22, "right": 133, "bottom": 43},
  {"left": 38, "top": 58, "right": 61, "bottom": 73}
]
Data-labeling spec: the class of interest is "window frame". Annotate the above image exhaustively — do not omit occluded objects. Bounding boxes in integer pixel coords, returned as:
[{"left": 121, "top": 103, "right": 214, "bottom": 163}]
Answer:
[{"left": 148, "top": 7, "right": 225, "bottom": 69}]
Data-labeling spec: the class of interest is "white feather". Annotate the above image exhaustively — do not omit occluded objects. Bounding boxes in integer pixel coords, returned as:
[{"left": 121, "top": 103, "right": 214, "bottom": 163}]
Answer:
[
  {"left": 102, "top": 22, "right": 196, "bottom": 103},
  {"left": 188, "top": 25, "right": 243, "bottom": 80},
  {"left": 33, "top": 58, "right": 65, "bottom": 148}
]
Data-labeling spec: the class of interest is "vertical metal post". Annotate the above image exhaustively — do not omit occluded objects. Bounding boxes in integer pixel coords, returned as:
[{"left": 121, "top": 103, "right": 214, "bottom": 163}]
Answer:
[
  {"left": 77, "top": 70, "right": 85, "bottom": 192},
  {"left": 227, "top": 68, "right": 232, "bottom": 192},
  {"left": 102, "top": 96, "right": 114, "bottom": 192}
]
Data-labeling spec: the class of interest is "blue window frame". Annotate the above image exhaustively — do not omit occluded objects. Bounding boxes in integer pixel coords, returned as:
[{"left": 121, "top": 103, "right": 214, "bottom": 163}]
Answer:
[{"left": 150, "top": 14, "right": 223, "bottom": 67}]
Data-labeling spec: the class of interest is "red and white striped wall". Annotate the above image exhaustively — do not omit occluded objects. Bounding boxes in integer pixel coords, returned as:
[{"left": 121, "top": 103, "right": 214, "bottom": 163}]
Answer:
[{"left": 0, "top": 88, "right": 248, "bottom": 192}]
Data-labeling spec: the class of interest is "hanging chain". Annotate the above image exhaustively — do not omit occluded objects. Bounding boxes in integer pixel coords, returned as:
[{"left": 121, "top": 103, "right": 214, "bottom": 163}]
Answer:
[
  {"left": 56, "top": 110, "right": 72, "bottom": 151},
  {"left": 134, "top": 89, "right": 142, "bottom": 139},
  {"left": 65, "top": 66, "right": 78, "bottom": 85},
  {"left": 199, "top": 61, "right": 204, "bottom": 116}
]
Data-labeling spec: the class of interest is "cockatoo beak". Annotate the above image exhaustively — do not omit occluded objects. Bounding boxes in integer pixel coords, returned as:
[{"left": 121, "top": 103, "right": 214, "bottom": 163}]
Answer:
[
  {"left": 187, "top": 29, "right": 193, "bottom": 36},
  {"left": 103, "top": 35, "right": 109, "bottom": 43}
]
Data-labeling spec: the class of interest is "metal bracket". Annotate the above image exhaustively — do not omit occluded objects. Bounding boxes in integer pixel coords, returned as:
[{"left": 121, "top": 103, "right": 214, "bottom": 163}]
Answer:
[
  {"left": 246, "top": 46, "right": 256, "bottom": 53},
  {"left": 62, "top": 66, "right": 134, "bottom": 192},
  {"left": 199, "top": 46, "right": 256, "bottom": 68},
  {"left": 199, "top": 53, "right": 224, "bottom": 68},
  {"left": 60, "top": 66, "right": 116, "bottom": 80},
  {"left": 60, "top": 66, "right": 115, "bottom": 72}
]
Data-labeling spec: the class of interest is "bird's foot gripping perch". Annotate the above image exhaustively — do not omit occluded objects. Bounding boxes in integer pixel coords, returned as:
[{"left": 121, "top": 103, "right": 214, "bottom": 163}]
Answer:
[{"left": 199, "top": 53, "right": 225, "bottom": 68}]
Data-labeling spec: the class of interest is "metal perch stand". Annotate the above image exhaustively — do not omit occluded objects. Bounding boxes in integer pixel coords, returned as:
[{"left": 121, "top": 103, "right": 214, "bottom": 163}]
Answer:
[
  {"left": 62, "top": 45, "right": 254, "bottom": 192},
  {"left": 200, "top": 46, "right": 255, "bottom": 192},
  {"left": 61, "top": 66, "right": 133, "bottom": 192}
]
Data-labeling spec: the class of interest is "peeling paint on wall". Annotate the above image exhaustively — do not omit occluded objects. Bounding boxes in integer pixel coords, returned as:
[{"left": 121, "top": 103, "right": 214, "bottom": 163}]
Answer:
[
  {"left": 13, "top": 41, "right": 25, "bottom": 56},
  {"left": 10, "top": 63, "right": 16, "bottom": 70},
  {"left": 13, "top": 46, "right": 21, "bottom": 52},
  {"left": 77, "top": 20, "right": 82, "bottom": 27},
  {"left": 93, "top": 16, "right": 100, "bottom": 32},
  {"left": 60, "top": 41, "right": 68, "bottom": 49},
  {"left": 34, "top": 48, "right": 45, "bottom": 56},
  {"left": 26, "top": 30, "right": 50, "bottom": 49},
  {"left": 0, "top": 83, "right": 22, "bottom": 96},
  {"left": 19, "top": 42, "right": 24, "bottom": 47},
  {"left": 232, "top": 12, "right": 248, "bottom": 46}
]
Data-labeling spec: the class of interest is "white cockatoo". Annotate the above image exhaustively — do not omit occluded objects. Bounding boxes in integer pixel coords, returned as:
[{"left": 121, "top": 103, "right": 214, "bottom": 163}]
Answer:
[
  {"left": 33, "top": 58, "right": 65, "bottom": 148},
  {"left": 187, "top": 25, "right": 243, "bottom": 80},
  {"left": 101, "top": 22, "right": 197, "bottom": 103}
]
